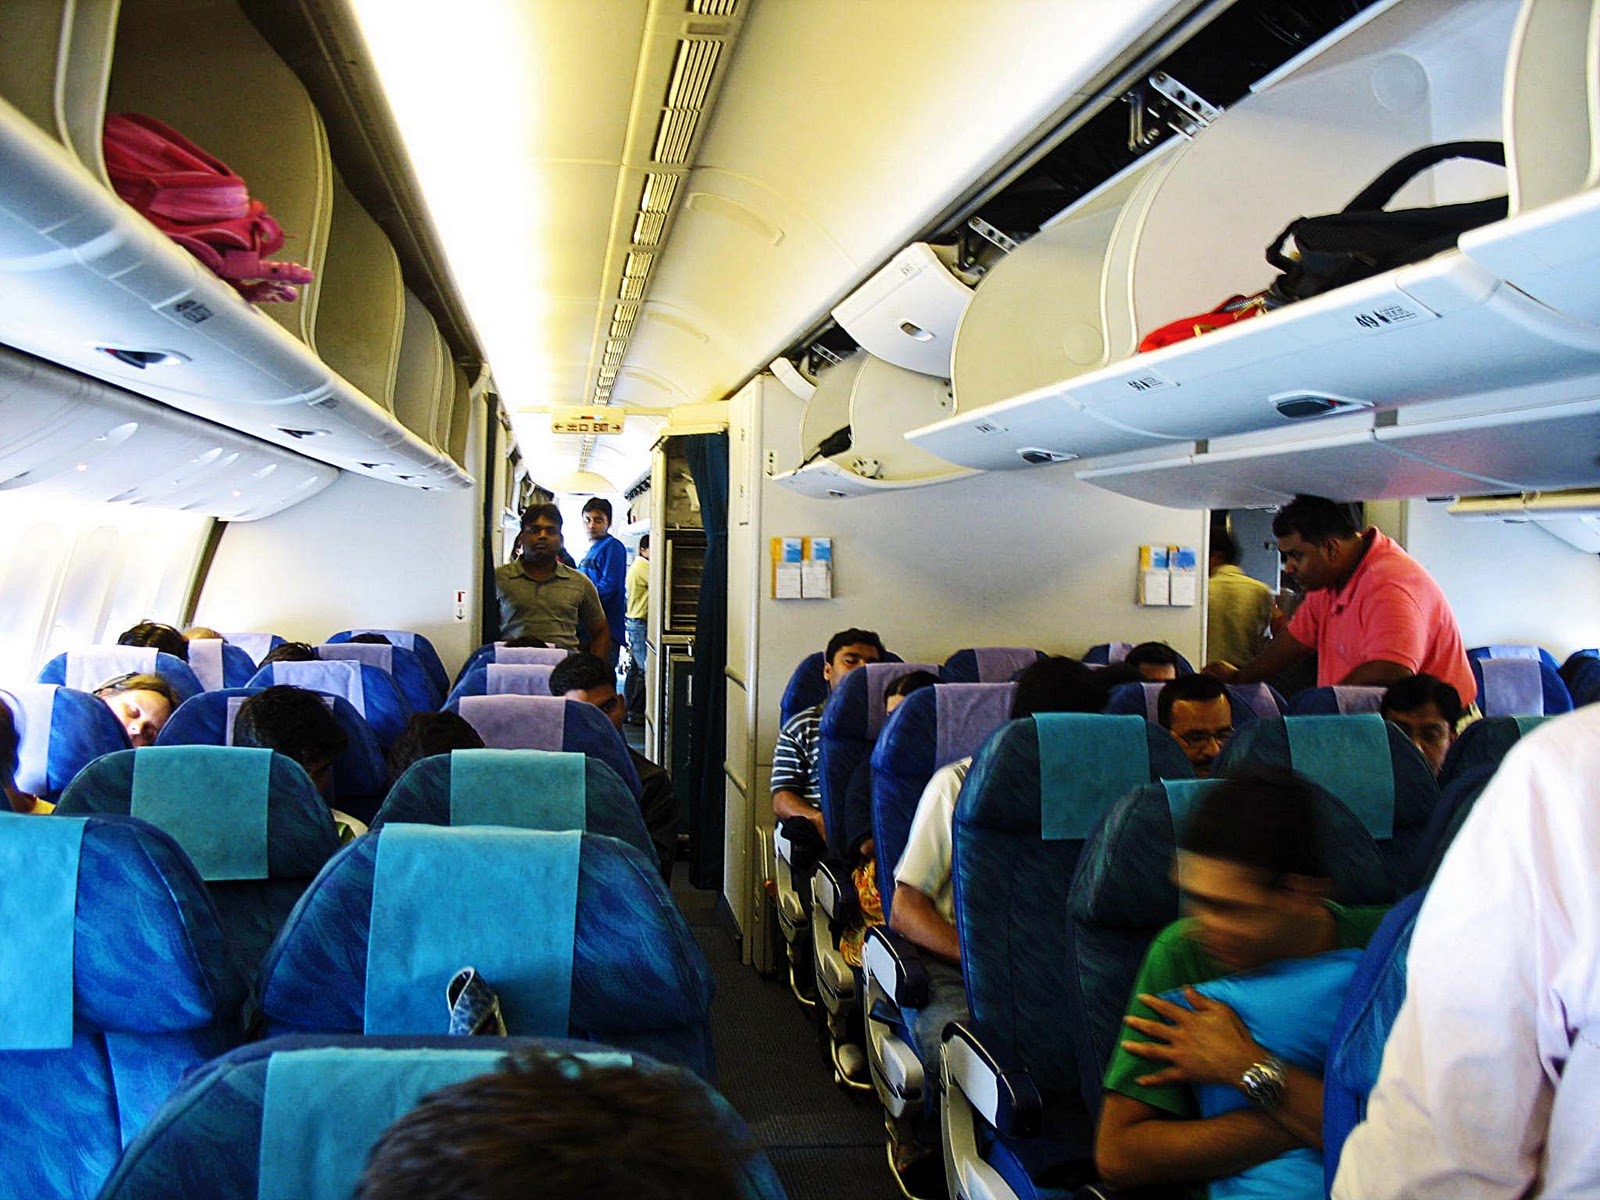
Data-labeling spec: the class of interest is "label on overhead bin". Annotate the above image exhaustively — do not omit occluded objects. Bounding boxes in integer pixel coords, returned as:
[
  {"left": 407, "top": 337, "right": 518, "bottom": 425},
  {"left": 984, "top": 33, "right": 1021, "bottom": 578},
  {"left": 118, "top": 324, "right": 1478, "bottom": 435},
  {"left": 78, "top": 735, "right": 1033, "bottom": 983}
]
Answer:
[
  {"left": 1351, "top": 300, "right": 1429, "bottom": 332},
  {"left": 1123, "top": 369, "right": 1175, "bottom": 395}
]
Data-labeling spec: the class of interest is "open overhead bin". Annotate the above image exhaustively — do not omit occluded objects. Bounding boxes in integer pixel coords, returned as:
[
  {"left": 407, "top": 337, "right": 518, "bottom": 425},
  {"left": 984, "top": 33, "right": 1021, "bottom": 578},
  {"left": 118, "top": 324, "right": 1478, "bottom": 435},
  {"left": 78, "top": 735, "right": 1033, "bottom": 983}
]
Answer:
[
  {"left": 0, "top": 0, "right": 471, "bottom": 492},
  {"left": 772, "top": 351, "right": 977, "bottom": 499},
  {"left": 909, "top": 0, "right": 1600, "bottom": 507},
  {"left": 830, "top": 244, "right": 974, "bottom": 378}
]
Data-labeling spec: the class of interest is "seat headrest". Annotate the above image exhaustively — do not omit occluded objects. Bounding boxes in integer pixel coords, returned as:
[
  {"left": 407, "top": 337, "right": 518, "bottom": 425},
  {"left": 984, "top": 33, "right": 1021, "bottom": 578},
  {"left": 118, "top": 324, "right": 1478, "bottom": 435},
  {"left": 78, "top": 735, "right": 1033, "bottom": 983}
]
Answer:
[
  {"left": 1285, "top": 686, "right": 1386, "bottom": 716},
  {"left": 218, "top": 633, "right": 284, "bottom": 666},
  {"left": 820, "top": 661, "right": 940, "bottom": 742},
  {"left": 1474, "top": 656, "right": 1565, "bottom": 717},
  {"left": 38, "top": 647, "right": 204, "bottom": 703},
  {"left": 487, "top": 662, "right": 557, "bottom": 695},
  {"left": 940, "top": 647, "right": 1043, "bottom": 683},
  {"left": 317, "top": 642, "right": 393, "bottom": 673},
  {"left": 450, "top": 696, "right": 642, "bottom": 797},
  {"left": 250, "top": 660, "right": 365, "bottom": 710},
  {"left": 493, "top": 643, "right": 569, "bottom": 665},
  {"left": 4, "top": 683, "right": 129, "bottom": 798}
]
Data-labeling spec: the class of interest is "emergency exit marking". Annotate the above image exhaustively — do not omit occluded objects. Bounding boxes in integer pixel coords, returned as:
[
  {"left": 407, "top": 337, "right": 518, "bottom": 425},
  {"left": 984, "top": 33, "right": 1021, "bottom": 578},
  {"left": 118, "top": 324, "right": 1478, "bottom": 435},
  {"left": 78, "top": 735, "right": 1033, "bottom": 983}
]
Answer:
[{"left": 454, "top": 589, "right": 467, "bottom": 621}]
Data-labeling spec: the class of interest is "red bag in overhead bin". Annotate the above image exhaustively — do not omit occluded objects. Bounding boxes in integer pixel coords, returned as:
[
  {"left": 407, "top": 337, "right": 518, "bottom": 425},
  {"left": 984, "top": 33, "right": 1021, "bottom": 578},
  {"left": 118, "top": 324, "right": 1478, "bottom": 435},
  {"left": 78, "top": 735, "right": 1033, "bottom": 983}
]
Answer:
[
  {"left": 1136, "top": 291, "right": 1271, "bottom": 353},
  {"left": 102, "top": 112, "right": 314, "bottom": 303}
]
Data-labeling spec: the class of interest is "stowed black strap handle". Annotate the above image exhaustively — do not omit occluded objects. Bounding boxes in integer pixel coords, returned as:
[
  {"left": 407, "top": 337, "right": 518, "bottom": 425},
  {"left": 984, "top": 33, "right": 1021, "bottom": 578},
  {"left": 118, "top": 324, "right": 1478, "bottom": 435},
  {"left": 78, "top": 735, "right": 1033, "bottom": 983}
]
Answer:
[{"left": 1341, "top": 140, "right": 1506, "bottom": 214}]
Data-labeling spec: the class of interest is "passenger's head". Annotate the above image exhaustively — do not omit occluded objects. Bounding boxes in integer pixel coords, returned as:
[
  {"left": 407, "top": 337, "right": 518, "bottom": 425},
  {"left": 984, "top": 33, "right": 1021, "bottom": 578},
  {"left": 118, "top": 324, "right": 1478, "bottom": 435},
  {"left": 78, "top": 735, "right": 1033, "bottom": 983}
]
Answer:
[
  {"left": 261, "top": 641, "right": 318, "bottom": 666},
  {"left": 233, "top": 685, "right": 348, "bottom": 798},
  {"left": 518, "top": 504, "right": 563, "bottom": 567},
  {"left": 386, "top": 712, "right": 486, "bottom": 786},
  {"left": 549, "top": 652, "right": 623, "bottom": 733},
  {"left": 1380, "top": 673, "right": 1462, "bottom": 777},
  {"left": 1157, "top": 674, "right": 1233, "bottom": 777},
  {"left": 354, "top": 1049, "right": 748, "bottom": 1200},
  {"left": 1010, "top": 656, "right": 1103, "bottom": 719},
  {"left": 94, "top": 673, "right": 179, "bottom": 748},
  {"left": 883, "top": 669, "right": 940, "bottom": 715},
  {"left": 1271, "top": 495, "right": 1363, "bottom": 593},
  {"left": 1176, "top": 765, "right": 1331, "bottom": 972},
  {"left": 823, "top": 629, "right": 885, "bottom": 690},
  {"left": 183, "top": 626, "right": 223, "bottom": 642},
  {"left": 502, "top": 635, "right": 549, "bottom": 648},
  {"left": 581, "top": 497, "right": 613, "bottom": 542},
  {"left": 1125, "top": 642, "right": 1183, "bottom": 682},
  {"left": 637, "top": 533, "right": 650, "bottom": 558},
  {"left": 348, "top": 633, "right": 393, "bottom": 645},
  {"left": 117, "top": 620, "right": 189, "bottom": 661},
  {"left": 1210, "top": 529, "right": 1239, "bottom": 572}
]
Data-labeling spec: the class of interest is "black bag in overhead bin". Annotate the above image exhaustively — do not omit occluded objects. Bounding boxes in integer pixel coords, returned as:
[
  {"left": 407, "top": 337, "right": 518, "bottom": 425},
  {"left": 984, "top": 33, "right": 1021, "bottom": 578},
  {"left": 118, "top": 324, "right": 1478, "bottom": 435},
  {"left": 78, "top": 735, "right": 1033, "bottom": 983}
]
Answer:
[{"left": 1264, "top": 140, "right": 1507, "bottom": 305}]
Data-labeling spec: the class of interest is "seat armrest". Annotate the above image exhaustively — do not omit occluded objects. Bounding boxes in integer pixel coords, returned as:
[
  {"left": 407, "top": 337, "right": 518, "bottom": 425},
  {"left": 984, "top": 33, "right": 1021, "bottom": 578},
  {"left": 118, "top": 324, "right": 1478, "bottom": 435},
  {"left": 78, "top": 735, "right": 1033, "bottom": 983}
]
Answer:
[
  {"left": 942, "top": 1019, "right": 1043, "bottom": 1138},
  {"left": 863, "top": 925, "right": 929, "bottom": 1008},
  {"left": 813, "top": 859, "right": 860, "bottom": 924}
]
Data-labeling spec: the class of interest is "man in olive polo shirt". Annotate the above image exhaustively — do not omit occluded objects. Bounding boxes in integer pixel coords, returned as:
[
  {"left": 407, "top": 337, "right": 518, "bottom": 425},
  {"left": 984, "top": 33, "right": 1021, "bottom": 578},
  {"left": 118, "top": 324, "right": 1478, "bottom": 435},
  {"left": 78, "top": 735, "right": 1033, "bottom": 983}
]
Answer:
[{"left": 494, "top": 504, "right": 613, "bottom": 657}]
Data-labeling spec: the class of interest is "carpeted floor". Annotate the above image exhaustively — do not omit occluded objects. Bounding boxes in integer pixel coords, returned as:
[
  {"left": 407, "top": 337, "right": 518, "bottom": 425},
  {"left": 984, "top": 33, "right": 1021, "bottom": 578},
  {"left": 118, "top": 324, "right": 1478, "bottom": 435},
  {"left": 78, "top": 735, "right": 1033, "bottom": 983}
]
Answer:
[{"left": 674, "top": 879, "right": 902, "bottom": 1200}]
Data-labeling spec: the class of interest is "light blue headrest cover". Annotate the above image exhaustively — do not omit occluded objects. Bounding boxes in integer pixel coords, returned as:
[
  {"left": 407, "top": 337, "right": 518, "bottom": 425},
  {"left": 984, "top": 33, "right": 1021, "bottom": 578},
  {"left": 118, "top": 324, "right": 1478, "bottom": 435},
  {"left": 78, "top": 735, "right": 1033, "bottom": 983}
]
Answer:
[
  {"left": 269, "top": 661, "right": 365, "bottom": 712},
  {"left": 458, "top": 695, "right": 565, "bottom": 750},
  {"left": 1284, "top": 715, "right": 1394, "bottom": 839},
  {"left": 318, "top": 643, "right": 393, "bottom": 674},
  {"left": 1036, "top": 714, "right": 1149, "bottom": 840},
  {"left": 62, "top": 646, "right": 157, "bottom": 691},
  {"left": 486, "top": 663, "right": 556, "bottom": 696},
  {"left": 365, "top": 826, "right": 582, "bottom": 1036},
  {"left": 1480, "top": 658, "right": 1543, "bottom": 717},
  {"left": 187, "top": 639, "right": 225, "bottom": 692},
  {"left": 448, "top": 749, "right": 585, "bottom": 830},
  {"left": 132, "top": 746, "right": 272, "bottom": 880},
  {"left": 0, "top": 812, "right": 87, "bottom": 1049},
  {"left": 258, "top": 1045, "right": 632, "bottom": 1200}
]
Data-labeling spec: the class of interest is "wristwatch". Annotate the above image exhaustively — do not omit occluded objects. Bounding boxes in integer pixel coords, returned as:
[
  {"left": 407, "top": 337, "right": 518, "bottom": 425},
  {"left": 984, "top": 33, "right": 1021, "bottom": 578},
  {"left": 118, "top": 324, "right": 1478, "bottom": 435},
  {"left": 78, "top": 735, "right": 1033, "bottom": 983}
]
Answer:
[{"left": 1239, "top": 1053, "right": 1287, "bottom": 1109}]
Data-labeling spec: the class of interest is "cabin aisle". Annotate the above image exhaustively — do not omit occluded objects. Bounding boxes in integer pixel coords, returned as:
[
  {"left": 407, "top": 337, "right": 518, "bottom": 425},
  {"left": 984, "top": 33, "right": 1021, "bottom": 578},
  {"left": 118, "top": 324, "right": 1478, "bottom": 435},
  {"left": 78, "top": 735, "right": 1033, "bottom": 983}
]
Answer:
[{"left": 673, "top": 879, "right": 900, "bottom": 1200}]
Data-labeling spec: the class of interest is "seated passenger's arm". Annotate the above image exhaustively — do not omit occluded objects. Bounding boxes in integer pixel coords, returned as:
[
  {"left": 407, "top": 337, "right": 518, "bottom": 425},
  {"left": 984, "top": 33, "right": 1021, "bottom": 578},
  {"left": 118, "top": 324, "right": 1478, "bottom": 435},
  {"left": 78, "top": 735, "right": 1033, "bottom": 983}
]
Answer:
[
  {"left": 773, "top": 787, "right": 824, "bottom": 835},
  {"left": 770, "top": 717, "right": 823, "bottom": 835},
  {"left": 1207, "top": 626, "right": 1311, "bottom": 682},
  {"left": 1096, "top": 1092, "right": 1298, "bottom": 1190},
  {"left": 889, "top": 884, "right": 960, "bottom": 965}
]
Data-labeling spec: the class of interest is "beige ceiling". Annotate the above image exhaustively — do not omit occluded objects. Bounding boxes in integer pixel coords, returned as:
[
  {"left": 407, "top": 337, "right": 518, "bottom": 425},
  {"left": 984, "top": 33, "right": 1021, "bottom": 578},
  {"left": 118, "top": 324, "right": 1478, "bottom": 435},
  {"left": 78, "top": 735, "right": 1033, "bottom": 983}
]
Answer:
[{"left": 357, "top": 0, "right": 1193, "bottom": 491}]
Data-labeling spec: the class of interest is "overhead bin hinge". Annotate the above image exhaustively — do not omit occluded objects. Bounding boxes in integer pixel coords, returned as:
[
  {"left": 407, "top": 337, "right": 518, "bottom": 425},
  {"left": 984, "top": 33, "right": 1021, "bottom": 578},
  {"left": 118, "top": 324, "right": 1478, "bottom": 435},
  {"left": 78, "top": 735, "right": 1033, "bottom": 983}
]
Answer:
[
  {"left": 966, "top": 216, "right": 1017, "bottom": 254},
  {"left": 1127, "top": 72, "right": 1220, "bottom": 150}
]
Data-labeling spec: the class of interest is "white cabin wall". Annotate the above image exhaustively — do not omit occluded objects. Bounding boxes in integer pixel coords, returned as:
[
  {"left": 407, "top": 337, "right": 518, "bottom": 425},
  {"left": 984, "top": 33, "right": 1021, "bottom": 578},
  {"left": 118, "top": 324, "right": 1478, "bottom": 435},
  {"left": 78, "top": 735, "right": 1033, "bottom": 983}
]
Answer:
[
  {"left": 195, "top": 399, "right": 487, "bottom": 678},
  {"left": 1400, "top": 499, "right": 1600, "bottom": 658}
]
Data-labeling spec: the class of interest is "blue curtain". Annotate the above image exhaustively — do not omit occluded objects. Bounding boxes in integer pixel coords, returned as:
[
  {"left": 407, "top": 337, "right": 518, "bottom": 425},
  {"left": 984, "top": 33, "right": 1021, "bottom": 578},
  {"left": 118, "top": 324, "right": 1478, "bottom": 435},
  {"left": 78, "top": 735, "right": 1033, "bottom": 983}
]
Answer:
[{"left": 683, "top": 434, "right": 729, "bottom": 889}]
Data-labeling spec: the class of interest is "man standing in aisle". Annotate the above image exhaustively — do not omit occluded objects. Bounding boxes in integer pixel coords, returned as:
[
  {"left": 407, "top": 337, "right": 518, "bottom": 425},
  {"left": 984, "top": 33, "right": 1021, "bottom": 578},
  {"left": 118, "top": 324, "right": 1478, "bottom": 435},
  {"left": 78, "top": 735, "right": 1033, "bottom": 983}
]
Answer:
[
  {"left": 1208, "top": 529, "right": 1276, "bottom": 669},
  {"left": 624, "top": 535, "right": 650, "bottom": 725},
  {"left": 579, "top": 498, "right": 627, "bottom": 667},
  {"left": 494, "top": 504, "right": 612, "bottom": 657}
]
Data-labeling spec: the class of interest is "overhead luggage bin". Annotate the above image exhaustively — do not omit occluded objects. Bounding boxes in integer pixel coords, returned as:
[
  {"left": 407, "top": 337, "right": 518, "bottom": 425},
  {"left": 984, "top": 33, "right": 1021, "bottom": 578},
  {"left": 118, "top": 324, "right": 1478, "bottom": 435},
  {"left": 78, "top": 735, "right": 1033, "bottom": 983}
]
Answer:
[
  {"left": 830, "top": 244, "right": 973, "bottom": 378},
  {"left": 1502, "top": 0, "right": 1600, "bottom": 210},
  {"left": 772, "top": 352, "right": 976, "bottom": 498},
  {"left": 314, "top": 171, "right": 405, "bottom": 416}
]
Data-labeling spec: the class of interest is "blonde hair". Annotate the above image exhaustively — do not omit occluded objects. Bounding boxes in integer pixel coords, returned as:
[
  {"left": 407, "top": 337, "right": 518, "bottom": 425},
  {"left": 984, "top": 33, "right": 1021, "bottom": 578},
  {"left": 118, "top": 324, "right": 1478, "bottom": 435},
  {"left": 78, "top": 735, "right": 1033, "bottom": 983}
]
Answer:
[
  {"left": 95, "top": 673, "right": 180, "bottom": 710},
  {"left": 184, "top": 626, "right": 223, "bottom": 641}
]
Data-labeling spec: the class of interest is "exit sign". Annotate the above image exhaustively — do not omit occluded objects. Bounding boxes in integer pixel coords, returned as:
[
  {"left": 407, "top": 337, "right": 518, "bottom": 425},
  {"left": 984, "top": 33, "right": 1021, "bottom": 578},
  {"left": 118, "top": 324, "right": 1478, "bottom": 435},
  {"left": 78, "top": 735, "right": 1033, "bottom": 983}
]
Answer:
[{"left": 551, "top": 408, "right": 625, "bottom": 435}]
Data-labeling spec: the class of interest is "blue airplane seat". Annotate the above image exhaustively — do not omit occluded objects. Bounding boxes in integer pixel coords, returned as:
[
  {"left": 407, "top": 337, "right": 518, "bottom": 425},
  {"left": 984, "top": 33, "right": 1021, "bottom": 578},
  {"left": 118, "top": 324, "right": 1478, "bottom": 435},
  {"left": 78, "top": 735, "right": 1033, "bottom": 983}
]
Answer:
[
  {"left": 1101, "top": 681, "right": 1285, "bottom": 725},
  {"left": 1323, "top": 891, "right": 1428, "bottom": 1195},
  {"left": 37, "top": 646, "right": 204, "bottom": 703},
  {"left": 1066, "top": 778, "right": 1393, "bottom": 1119},
  {"left": 56, "top": 747, "right": 341, "bottom": 987},
  {"left": 442, "top": 661, "right": 558, "bottom": 708},
  {"left": 317, "top": 641, "right": 440, "bottom": 712},
  {"left": 1435, "top": 714, "right": 1547, "bottom": 792},
  {"left": 327, "top": 628, "right": 451, "bottom": 700},
  {"left": 779, "top": 647, "right": 903, "bottom": 729},
  {"left": 1469, "top": 654, "right": 1572, "bottom": 717},
  {"left": 1560, "top": 650, "right": 1600, "bottom": 707},
  {"left": 454, "top": 641, "right": 570, "bottom": 687},
  {"left": 447, "top": 693, "right": 642, "bottom": 797},
  {"left": 1215, "top": 715, "right": 1440, "bottom": 891},
  {"left": 95, "top": 1035, "right": 786, "bottom": 1200},
  {"left": 245, "top": 659, "right": 411, "bottom": 751},
  {"left": 936, "top": 715, "right": 1195, "bottom": 1198},
  {"left": 939, "top": 647, "right": 1045, "bottom": 684},
  {"left": 1466, "top": 642, "right": 1560, "bottom": 672},
  {"left": 372, "top": 749, "right": 653, "bottom": 862},
  {"left": 183, "top": 638, "right": 259, "bottom": 691},
  {"left": 0, "top": 811, "right": 248, "bottom": 1200},
  {"left": 817, "top": 662, "right": 939, "bottom": 855},
  {"left": 3, "top": 683, "right": 129, "bottom": 800},
  {"left": 257, "top": 828, "right": 715, "bottom": 1078},
  {"left": 1411, "top": 762, "right": 1501, "bottom": 888},
  {"left": 153, "top": 686, "right": 389, "bottom": 823},
  {"left": 1285, "top": 685, "right": 1387, "bottom": 716},
  {"left": 217, "top": 632, "right": 285, "bottom": 667},
  {"left": 1083, "top": 642, "right": 1194, "bottom": 674}
]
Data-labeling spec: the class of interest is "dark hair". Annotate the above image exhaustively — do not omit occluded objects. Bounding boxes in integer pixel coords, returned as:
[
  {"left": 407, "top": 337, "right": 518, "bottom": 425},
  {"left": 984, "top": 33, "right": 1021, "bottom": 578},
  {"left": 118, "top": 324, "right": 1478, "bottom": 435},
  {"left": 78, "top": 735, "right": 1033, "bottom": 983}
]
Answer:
[
  {"left": 826, "top": 628, "right": 885, "bottom": 663},
  {"left": 95, "top": 672, "right": 181, "bottom": 711},
  {"left": 354, "top": 1049, "right": 748, "bottom": 1200},
  {"left": 1181, "top": 764, "right": 1327, "bottom": 881},
  {"left": 1381, "top": 674, "right": 1464, "bottom": 725},
  {"left": 1156, "top": 674, "right": 1230, "bottom": 728},
  {"left": 1212, "top": 528, "right": 1239, "bottom": 565},
  {"left": 1125, "top": 642, "right": 1182, "bottom": 670},
  {"left": 1271, "top": 495, "right": 1360, "bottom": 543},
  {"left": 261, "top": 641, "right": 318, "bottom": 666},
  {"left": 117, "top": 621, "right": 189, "bottom": 661},
  {"left": 502, "top": 636, "right": 549, "bottom": 648},
  {"left": 637, "top": 534, "right": 650, "bottom": 552},
  {"left": 234, "top": 685, "right": 348, "bottom": 769},
  {"left": 1010, "top": 656, "right": 1103, "bottom": 719},
  {"left": 885, "top": 670, "right": 939, "bottom": 702},
  {"left": 549, "top": 652, "right": 614, "bottom": 696},
  {"left": 520, "top": 503, "right": 563, "bottom": 530},
  {"left": 582, "top": 497, "right": 613, "bottom": 521},
  {"left": 0, "top": 696, "right": 18, "bottom": 782},
  {"left": 348, "top": 632, "right": 393, "bottom": 645},
  {"left": 386, "top": 712, "right": 485, "bottom": 786}
]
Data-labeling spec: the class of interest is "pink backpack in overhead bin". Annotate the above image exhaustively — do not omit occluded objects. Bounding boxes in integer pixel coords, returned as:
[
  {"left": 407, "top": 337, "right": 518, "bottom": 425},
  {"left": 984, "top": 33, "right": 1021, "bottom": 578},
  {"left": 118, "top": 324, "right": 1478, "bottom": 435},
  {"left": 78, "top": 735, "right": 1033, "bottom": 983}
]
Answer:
[{"left": 102, "top": 112, "right": 314, "bottom": 303}]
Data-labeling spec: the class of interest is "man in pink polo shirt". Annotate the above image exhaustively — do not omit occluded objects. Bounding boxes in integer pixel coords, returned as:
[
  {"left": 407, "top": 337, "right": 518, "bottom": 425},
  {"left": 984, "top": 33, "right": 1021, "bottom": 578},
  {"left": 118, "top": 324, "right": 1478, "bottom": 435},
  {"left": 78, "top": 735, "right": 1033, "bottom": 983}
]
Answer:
[{"left": 1205, "top": 495, "right": 1476, "bottom": 705}]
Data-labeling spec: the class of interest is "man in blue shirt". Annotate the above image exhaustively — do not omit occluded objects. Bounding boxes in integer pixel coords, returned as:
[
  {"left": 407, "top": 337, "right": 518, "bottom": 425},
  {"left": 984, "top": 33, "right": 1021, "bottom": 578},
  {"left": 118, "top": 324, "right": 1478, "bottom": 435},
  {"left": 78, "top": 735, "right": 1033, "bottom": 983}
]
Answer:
[{"left": 578, "top": 497, "right": 627, "bottom": 666}]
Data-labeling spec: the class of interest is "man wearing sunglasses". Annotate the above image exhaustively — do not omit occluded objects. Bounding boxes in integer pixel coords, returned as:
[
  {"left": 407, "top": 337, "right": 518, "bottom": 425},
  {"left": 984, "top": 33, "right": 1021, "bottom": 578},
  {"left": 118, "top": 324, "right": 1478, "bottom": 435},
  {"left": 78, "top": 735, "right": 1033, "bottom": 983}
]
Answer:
[
  {"left": 1158, "top": 674, "right": 1235, "bottom": 777},
  {"left": 550, "top": 652, "right": 675, "bottom": 882}
]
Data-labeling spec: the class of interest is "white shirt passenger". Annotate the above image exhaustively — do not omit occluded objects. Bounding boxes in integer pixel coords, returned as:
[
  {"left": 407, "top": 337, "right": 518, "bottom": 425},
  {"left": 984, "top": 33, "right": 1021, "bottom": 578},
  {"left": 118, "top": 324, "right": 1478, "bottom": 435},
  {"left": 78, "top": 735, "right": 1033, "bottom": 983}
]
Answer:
[
  {"left": 893, "top": 757, "right": 970, "bottom": 925},
  {"left": 1333, "top": 704, "right": 1600, "bottom": 1199}
]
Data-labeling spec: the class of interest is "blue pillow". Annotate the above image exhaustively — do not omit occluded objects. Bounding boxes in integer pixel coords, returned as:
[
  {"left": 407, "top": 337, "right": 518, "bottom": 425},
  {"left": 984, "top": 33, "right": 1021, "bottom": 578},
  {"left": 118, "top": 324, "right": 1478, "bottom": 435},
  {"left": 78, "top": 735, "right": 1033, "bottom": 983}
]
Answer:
[{"left": 1163, "top": 948, "right": 1361, "bottom": 1200}]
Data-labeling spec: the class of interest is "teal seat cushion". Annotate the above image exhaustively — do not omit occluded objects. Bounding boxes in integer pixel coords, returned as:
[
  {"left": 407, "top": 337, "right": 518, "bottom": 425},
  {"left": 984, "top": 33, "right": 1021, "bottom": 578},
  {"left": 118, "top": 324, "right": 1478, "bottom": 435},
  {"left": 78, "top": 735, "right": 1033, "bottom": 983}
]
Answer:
[{"left": 0, "top": 813, "right": 86, "bottom": 1049}]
